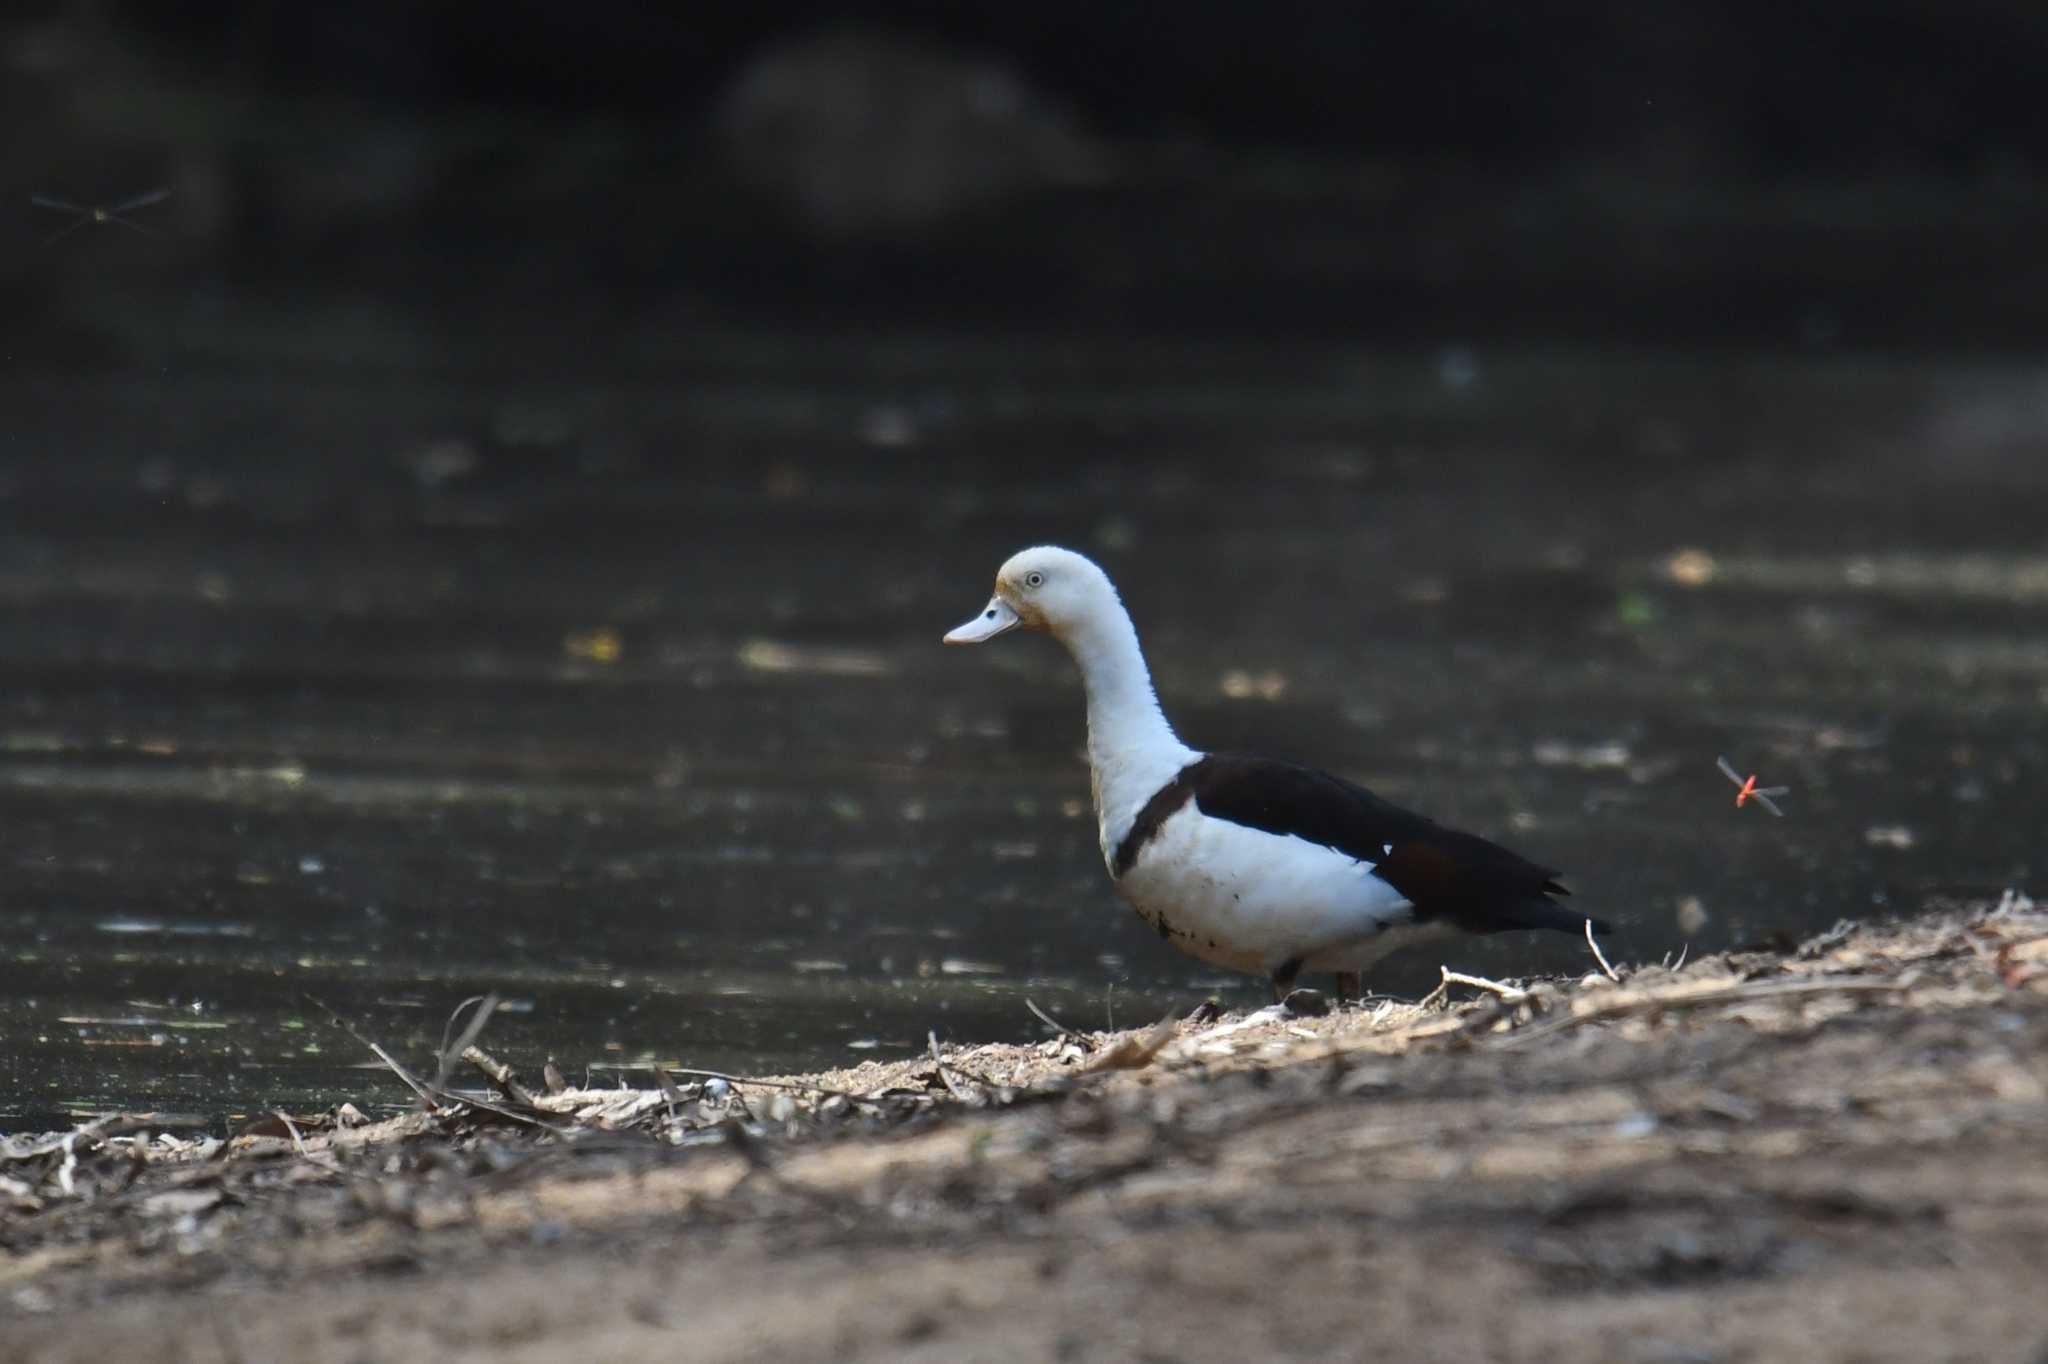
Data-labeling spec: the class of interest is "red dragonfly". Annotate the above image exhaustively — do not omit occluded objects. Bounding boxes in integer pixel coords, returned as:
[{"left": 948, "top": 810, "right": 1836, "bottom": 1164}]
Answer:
[
  {"left": 1717, "top": 756, "right": 1789, "bottom": 817},
  {"left": 30, "top": 188, "right": 171, "bottom": 245}
]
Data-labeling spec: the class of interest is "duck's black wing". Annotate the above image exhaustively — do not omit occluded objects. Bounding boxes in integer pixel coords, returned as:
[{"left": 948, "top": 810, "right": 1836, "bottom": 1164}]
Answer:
[{"left": 1117, "top": 752, "right": 1601, "bottom": 937}]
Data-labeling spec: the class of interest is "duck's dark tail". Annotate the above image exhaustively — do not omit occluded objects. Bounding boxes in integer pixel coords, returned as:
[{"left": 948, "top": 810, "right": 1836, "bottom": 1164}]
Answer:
[{"left": 1475, "top": 892, "right": 1612, "bottom": 938}]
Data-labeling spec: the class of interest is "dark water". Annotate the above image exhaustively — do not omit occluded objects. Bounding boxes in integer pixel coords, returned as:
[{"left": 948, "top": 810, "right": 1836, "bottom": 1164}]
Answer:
[{"left": 2, "top": 346, "right": 2042, "bottom": 1130}]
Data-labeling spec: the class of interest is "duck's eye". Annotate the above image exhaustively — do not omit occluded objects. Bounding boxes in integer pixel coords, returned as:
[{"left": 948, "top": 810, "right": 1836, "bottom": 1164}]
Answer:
[{"left": 1024, "top": 571, "right": 1045, "bottom": 588}]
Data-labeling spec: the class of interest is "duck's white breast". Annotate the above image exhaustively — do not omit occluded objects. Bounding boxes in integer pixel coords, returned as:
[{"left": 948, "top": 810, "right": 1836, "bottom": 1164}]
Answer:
[{"left": 1111, "top": 803, "right": 1422, "bottom": 975}]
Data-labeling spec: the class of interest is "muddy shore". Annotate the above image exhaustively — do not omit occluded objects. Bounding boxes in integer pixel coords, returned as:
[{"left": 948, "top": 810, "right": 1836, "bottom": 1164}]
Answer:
[{"left": 4, "top": 903, "right": 2046, "bottom": 1363}]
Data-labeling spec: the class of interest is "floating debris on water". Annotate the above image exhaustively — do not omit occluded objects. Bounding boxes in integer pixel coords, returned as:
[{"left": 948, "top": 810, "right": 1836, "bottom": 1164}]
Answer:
[
  {"left": 1665, "top": 547, "right": 1718, "bottom": 586},
  {"left": 1219, "top": 669, "right": 1288, "bottom": 701},
  {"left": 93, "top": 918, "right": 257, "bottom": 938},
  {"left": 736, "top": 638, "right": 893, "bottom": 677},
  {"left": 860, "top": 405, "right": 918, "bottom": 447},
  {"left": 1533, "top": 739, "right": 1631, "bottom": 769},
  {"left": 1616, "top": 590, "right": 1660, "bottom": 627},
  {"left": 563, "top": 626, "right": 623, "bottom": 664}
]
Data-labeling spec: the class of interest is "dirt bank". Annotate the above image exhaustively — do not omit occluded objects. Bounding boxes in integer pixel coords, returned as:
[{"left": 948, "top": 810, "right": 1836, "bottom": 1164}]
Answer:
[{"left": 4, "top": 902, "right": 2046, "bottom": 1363}]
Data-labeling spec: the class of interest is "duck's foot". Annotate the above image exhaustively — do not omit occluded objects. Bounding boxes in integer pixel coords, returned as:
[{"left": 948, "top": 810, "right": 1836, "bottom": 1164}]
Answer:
[
  {"left": 1280, "top": 988, "right": 1330, "bottom": 1018},
  {"left": 1184, "top": 997, "right": 1224, "bottom": 1024},
  {"left": 1333, "top": 972, "right": 1363, "bottom": 1004}
]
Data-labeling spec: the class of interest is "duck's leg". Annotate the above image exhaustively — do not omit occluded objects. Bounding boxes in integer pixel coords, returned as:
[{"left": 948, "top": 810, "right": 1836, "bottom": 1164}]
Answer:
[
  {"left": 1269, "top": 957, "right": 1303, "bottom": 1003},
  {"left": 1333, "top": 971, "right": 1363, "bottom": 1004}
]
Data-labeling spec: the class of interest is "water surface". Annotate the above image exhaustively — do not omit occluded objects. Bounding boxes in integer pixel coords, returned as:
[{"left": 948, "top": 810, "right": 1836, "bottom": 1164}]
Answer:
[{"left": 2, "top": 346, "right": 2042, "bottom": 1129}]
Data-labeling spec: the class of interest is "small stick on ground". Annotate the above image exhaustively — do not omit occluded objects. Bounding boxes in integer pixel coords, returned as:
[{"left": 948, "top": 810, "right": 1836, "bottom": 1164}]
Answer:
[
  {"left": 305, "top": 993, "right": 444, "bottom": 1109},
  {"left": 463, "top": 1045, "right": 541, "bottom": 1107},
  {"left": 1586, "top": 919, "right": 1621, "bottom": 983},
  {"left": 938, "top": 1057, "right": 1012, "bottom": 1093},
  {"left": 435, "top": 994, "right": 501, "bottom": 1091},
  {"left": 268, "top": 1109, "right": 348, "bottom": 1176},
  {"left": 367, "top": 1039, "right": 445, "bottom": 1109},
  {"left": 55, "top": 1130, "right": 81, "bottom": 1197},
  {"left": 653, "top": 1065, "right": 690, "bottom": 1124},
  {"left": 647, "top": 1066, "right": 862, "bottom": 1101},
  {"left": 1025, "top": 997, "right": 1095, "bottom": 1051},
  {"left": 928, "top": 1031, "right": 970, "bottom": 1103},
  {"left": 272, "top": 1110, "right": 308, "bottom": 1158},
  {"left": 307, "top": 992, "right": 564, "bottom": 1131},
  {"left": 1433, "top": 967, "right": 1530, "bottom": 1005},
  {"left": 1083, "top": 1012, "right": 1179, "bottom": 1074}
]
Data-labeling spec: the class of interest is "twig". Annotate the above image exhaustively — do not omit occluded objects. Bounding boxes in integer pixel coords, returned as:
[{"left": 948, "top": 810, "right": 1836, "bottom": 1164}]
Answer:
[
  {"left": 366, "top": 1039, "right": 444, "bottom": 1109},
  {"left": 437, "top": 1085, "right": 573, "bottom": 1135},
  {"left": 435, "top": 994, "right": 500, "bottom": 1091},
  {"left": 1586, "top": 919, "right": 1620, "bottom": 983},
  {"left": 1434, "top": 966, "right": 1530, "bottom": 1004},
  {"left": 265, "top": 1109, "right": 350, "bottom": 1175},
  {"left": 653, "top": 1066, "right": 686, "bottom": 1118},
  {"left": 1025, "top": 997, "right": 1095, "bottom": 1050},
  {"left": 273, "top": 1110, "right": 308, "bottom": 1158},
  {"left": 1083, "top": 1012, "right": 1180, "bottom": 1074},
  {"left": 306, "top": 992, "right": 564, "bottom": 1130},
  {"left": 939, "top": 1057, "right": 1013, "bottom": 1092},
  {"left": 463, "top": 1045, "right": 541, "bottom": 1107},
  {"left": 615, "top": 1065, "right": 862, "bottom": 1100},
  {"left": 305, "top": 993, "right": 443, "bottom": 1109},
  {"left": 56, "top": 1131, "right": 80, "bottom": 1197},
  {"left": 928, "top": 1031, "right": 969, "bottom": 1103},
  {"left": 4, "top": 1115, "right": 100, "bottom": 1165}
]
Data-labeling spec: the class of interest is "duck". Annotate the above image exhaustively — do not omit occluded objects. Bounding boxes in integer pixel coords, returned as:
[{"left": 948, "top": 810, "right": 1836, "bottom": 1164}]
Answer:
[{"left": 944, "top": 545, "right": 1607, "bottom": 1002}]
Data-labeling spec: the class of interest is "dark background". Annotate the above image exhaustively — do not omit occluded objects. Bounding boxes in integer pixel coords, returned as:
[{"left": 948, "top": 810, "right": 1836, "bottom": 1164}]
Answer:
[{"left": 9, "top": 1, "right": 2046, "bottom": 358}]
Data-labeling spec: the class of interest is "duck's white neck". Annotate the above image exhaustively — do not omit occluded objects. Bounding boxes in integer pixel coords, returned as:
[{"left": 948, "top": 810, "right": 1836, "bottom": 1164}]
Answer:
[{"left": 1055, "top": 601, "right": 1198, "bottom": 859}]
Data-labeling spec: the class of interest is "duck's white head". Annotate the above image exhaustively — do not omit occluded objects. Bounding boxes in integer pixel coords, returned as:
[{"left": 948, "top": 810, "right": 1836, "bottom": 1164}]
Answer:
[{"left": 943, "top": 545, "right": 1121, "bottom": 645}]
